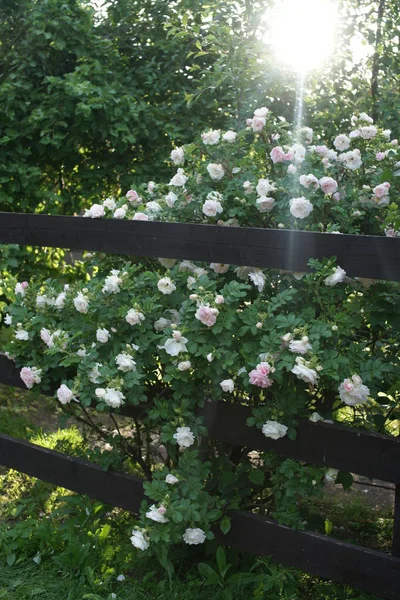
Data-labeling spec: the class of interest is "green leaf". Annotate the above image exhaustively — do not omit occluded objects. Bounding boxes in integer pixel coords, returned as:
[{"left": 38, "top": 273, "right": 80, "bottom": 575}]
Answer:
[
  {"left": 249, "top": 469, "right": 265, "bottom": 485},
  {"left": 220, "top": 516, "right": 231, "bottom": 535},
  {"left": 7, "top": 554, "right": 16, "bottom": 567},
  {"left": 335, "top": 471, "right": 354, "bottom": 490},
  {"left": 216, "top": 546, "right": 227, "bottom": 576},
  {"left": 197, "top": 562, "right": 220, "bottom": 585}
]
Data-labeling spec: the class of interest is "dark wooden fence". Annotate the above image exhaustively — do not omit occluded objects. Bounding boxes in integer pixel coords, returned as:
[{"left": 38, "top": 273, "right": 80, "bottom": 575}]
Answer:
[{"left": 0, "top": 211, "right": 400, "bottom": 599}]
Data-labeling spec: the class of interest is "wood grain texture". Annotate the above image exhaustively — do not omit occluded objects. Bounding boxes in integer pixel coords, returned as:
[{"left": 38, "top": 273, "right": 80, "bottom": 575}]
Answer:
[{"left": 1, "top": 212, "right": 400, "bottom": 280}]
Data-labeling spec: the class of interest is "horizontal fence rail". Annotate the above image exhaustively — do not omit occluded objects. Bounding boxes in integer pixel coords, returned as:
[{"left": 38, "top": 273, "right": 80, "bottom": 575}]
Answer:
[
  {"left": 2, "top": 354, "right": 400, "bottom": 483},
  {"left": 1, "top": 212, "right": 400, "bottom": 280},
  {"left": 0, "top": 432, "right": 399, "bottom": 600}
]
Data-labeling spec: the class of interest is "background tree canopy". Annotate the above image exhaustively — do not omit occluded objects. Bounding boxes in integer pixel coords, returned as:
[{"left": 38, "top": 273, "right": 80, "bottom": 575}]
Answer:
[{"left": 0, "top": 0, "right": 398, "bottom": 215}]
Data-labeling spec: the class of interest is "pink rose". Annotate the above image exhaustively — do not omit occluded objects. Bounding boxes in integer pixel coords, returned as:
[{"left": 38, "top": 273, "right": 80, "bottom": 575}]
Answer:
[
  {"left": 20, "top": 366, "right": 41, "bottom": 389},
  {"left": 22, "top": 282, "right": 29, "bottom": 289},
  {"left": 126, "top": 189, "right": 140, "bottom": 202},
  {"left": 332, "top": 192, "right": 340, "bottom": 202},
  {"left": 248, "top": 362, "right": 273, "bottom": 388},
  {"left": 132, "top": 212, "right": 149, "bottom": 221},
  {"left": 376, "top": 152, "right": 386, "bottom": 161},
  {"left": 270, "top": 146, "right": 286, "bottom": 163},
  {"left": 284, "top": 152, "right": 294, "bottom": 161},
  {"left": 373, "top": 182, "right": 390, "bottom": 199},
  {"left": 251, "top": 117, "right": 266, "bottom": 132},
  {"left": 195, "top": 305, "right": 219, "bottom": 327},
  {"left": 319, "top": 177, "right": 338, "bottom": 195}
]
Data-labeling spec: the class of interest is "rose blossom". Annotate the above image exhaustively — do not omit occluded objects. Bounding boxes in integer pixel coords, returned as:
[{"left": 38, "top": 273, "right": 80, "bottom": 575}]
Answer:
[
  {"left": 289, "top": 197, "right": 313, "bottom": 219},
  {"left": 262, "top": 421, "right": 288, "bottom": 440},
  {"left": 372, "top": 182, "right": 390, "bottom": 199},
  {"left": 376, "top": 152, "right": 386, "bottom": 161},
  {"left": 270, "top": 146, "right": 286, "bottom": 163},
  {"left": 201, "top": 129, "right": 220, "bottom": 145},
  {"left": 130, "top": 529, "right": 149, "bottom": 551},
  {"left": 162, "top": 331, "right": 188, "bottom": 356},
  {"left": 338, "top": 375, "right": 370, "bottom": 406},
  {"left": 126, "top": 308, "right": 145, "bottom": 325},
  {"left": 165, "top": 191, "right": 177, "bottom": 207},
  {"left": 339, "top": 149, "right": 362, "bottom": 170},
  {"left": 96, "top": 328, "right": 110, "bottom": 343},
  {"left": 291, "top": 143, "right": 306, "bottom": 164},
  {"left": 146, "top": 201, "right": 161, "bottom": 213},
  {"left": 324, "top": 266, "right": 346, "bottom": 287},
  {"left": 248, "top": 270, "right": 266, "bottom": 292},
  {"left": 309, "top": 412, "right": 324, "bottom": 423},
  {"left": 103, "top": 197, "right": 117, "bottom": 210},
  {"left": 207, "top": 163, "right": 225, "bottom": 181},
  {"left": 359, "top": 125, "right": 377, "bottom": 139},
  {"left": 319, "top": 176, "right": 338, "bottom": 195},
  {"left": 287, "top": 164, "right": 296, "bottom": 175},
  {"left": 157, "top": 277, "right": 176, "bottom": 295},
  {"left": 249, "top": 362, "right": 273, "bottom": 388},
  {"left": 251, "top": 116, "right": 266, "bottom": 132},
  {"left": 170, "top": 147, "right": 185, "bottom": 165},
  {"left": 132, "top": 212, "right": 149, "bottom": 221},
  {"left": 202, "top": 199, "right": 223, "bottom": 217},
  {"left": 215, "top": 294, "right": 224, "bottom": 304},
  {"left": 195, "top": 305, "right": 219, "bottom": 327},
  {"left": 165, "top": 474, "right": 179, "bottom": 485},
  {"left": 222, "top": 130, "right": 237, "bottom": 143},
  {"left": 169, "top": 168, "right": 188, "bottom": 186},
  {"left": 20, "top": 366, "right": 42, "bottom": 389},
  {"left": 102, "top": 273, "right": 122, "bottom": 294},
  {"left": 289, "top": 336, "right": 312, "bottom": 354},
  {"left": 256, "top": 196, "right": 275, "bottom": 213},
  {"left": 55, "top": 292, "right": 66, "bottom": 308},
  {"left": 182, "top": 528, "right": 206, "bottom": 545},
  {"left": 359, "top": 112, "right": 373, "bottom": 123},
  {"left": 15, "top": 329, "right": 29, "bottom": 341},
  {"left": 115, "top": 353, "right": 136, "bottom": 372},
  {"left": 40, "top": 328, "right": 53, "bottom": 347},
  {"left": 74, "top": 292, "right": 89, "bottom": 313},
  {"left": 291, "top": 357, "right": 319, "bottom": 385},
  {"left": 178, "top": 361, "right": 191, "bottom": 371},
  {"left": 57, "top": 384, "right": 76, "bottom": 405},
  {"left": 15, "top": 282, "right": 28, "bottom": 296},
  {"left": 333, "top": 134, "right": 350, "bottom": 151},
  {"left": 114, "top": 206, "right": 127, "bottom": 219},
  {"left": 210, "top": 262, "right": 229, "bottom": 274},
  {"left": 254, "top": 106, "right": 269, "bottom": 117},
  {"left": 84, "top": 204, "right": 104, "bottom": 218},
  {"left": 299, "top": 174, "right": 319, "bottom": 190},
  {"left": 126, "top": 189, "right": 140, "bottom": 202},
  {"left": 146, "top": 505, "right": 169, "bottom": 523},
  {"left": 4, "top": 314, "right": 12, "bottom": 325},
  {"left": 220, "top": 379, "right": 235, "bottom": 393},
  {"left": 173, "top": 426, "right": 195, "bottom": 449},
  {"left": 256, "top": 178, "right": 276, "bottom": 195},
  {"left": 101, "top": 388, "right": 125, "bottom": 408}
]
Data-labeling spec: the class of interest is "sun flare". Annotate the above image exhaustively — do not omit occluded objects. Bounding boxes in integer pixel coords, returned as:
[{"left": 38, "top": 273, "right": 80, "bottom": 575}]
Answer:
[{"left": 265, "top": 0, "right": 339, "bottom": 73}]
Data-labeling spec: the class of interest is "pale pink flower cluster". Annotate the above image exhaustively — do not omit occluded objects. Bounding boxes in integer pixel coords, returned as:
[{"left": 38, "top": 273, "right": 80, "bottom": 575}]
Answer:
[
  {"left": 248, "top": 362, "right": 273, "bottom": 388},
  {"left": 20, "top": 366, "right": 42, "bottom": 389},
  {"left": 270, "top": 146, "right": 292, "bottom": 164},
  {"left": 195, "top": 305, "right": 219, "bottom": 327},
  {"left": 372, "top": 182, "right": 390, "bottom": 206},
  {"left": 126, "top": 189, "right": 140, "bottom": 203}
]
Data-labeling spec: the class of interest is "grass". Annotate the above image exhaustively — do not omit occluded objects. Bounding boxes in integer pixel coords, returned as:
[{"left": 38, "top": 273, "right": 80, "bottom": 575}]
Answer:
[{"left": 0, "top": 381, "right": 393, "bottom": 600}]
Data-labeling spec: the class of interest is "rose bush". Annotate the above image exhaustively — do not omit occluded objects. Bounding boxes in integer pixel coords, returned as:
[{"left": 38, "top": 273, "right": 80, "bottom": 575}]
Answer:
[{"left": 3, "top": 106, "right": 400, "bottom": 567}]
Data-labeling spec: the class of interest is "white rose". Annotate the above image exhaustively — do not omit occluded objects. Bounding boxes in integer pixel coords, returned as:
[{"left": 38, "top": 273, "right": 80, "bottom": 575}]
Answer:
[
  {"left": 358, "top": 112, "right": 373, "bottom": 124},
  {"left": 96, "top": 328, "right": 109, "bottom": 344},
  {"left": 324, "top": 266, "right": 346, "bottom": 287},
  {"left": 251, "top": 116, "right": 266, "bottom": 132},
  {"left": 36, "top": 295, "right": 48, "bottom": 308},
  {"left": 222, "top": 130, "right": 237, "bottom": 143},
  {"left": 57, "top": 384, "right": 76, "bottom": 405},
  {"left": 254, "top": 106, "right": 269, "bottom": 117},
  {"left": 201, "top": 129, "right": 220, "bottom": 145},
  {"left": 165, "top": 191, "right": 177, "bottom": 207},
  {"left": 207, "top": 353, "right": 214, "bottom": 363},
  {"left": 165, "top": 474, "right": 179, "bottom": 485},
  {"left": 248, "top": 270, "right": 266, "bottom": 292},
  {"left": 382, "top": 129, "right": 391, "bottom": 139},
  {"left": 146, "top": 201, "right": 162, "bottom": 213},
  {"left": 262, "top": 420, "right": 288, "bottom": 440},
  {"left": 289, "top": 336, "right": 312, "bottom": 354},
  {"left": 145, "top": 504, "right": 169, "bottom": 523},
  {"left": 215, "top": 294, "right": 224, "bottom": 304},
  {"left": 207, "top": 163, "right": 225, "bottom": 181},
  {"left": 256, "top": 178, "right": 276, "bottom": 196},
  {"left": 178, "top": 361, "right": 191, "bottom": 371},
  {"left": 84, "top": 203, "right": 105, "bottom": 218},
  {"left": 74, "top": 292, "right": 89, "bottom": 314},
  {"left": 338, "top": 375, "right": 370, "bottom": 406},
  {"left": 154, "top": 317, "right": 170, "bottom": 331},
  {"left": 210, "top": 262, "right": 229, "bottom": 274},
  {"left": 116, "top": 353, "right": 136, "bottom": 372},
  {"left": 103, "top": 388, "right": 125, "bottom": 408},
  {"left": 291, "top": 143, "right": 306, "bottom": 164},
  {"left": 89, "top": 363, "right": 102, "bottom": 384},
  {"left": 15, "top": 329, "right": 29, "bottom": 341},
  {"left": 299, "top": 174, "right": 319, "bottom": 190},
  {"left": 256, "top": 196, "right": 275, "bottom": 213},
  {"left": 338, "top": 149, "right": 362, "bottom": 170},
  {"left": 162, "top": 331, "right": 188, "bottom": 356},
  {"left": 289, "top": 197, "right": 313, "bottom": 219},
  {"left": 4, "top": 314, "right": 12, "bottom": 325},
  {"left": 309, "top": 412, "right": 324, "bottom": 423},
  {"left": 40, "top": 328, "right": 53, "bottom": 347},
  {"left": 55, "top": 292, "right": 66, "bottom": 308},
  {"left": 15, "top": 282, "right": 27, "bottom": 296},
  {"left": 130, "top": 529, "right": 149, "bottom": 551},
  {"left": 202, "top": 199, "right": 223, "bottom": 217},
  {"left": 103, "top": 197, "right": 117, "bottom": 210},
  {"left": 220, "top": 379, "right": 235, "bottom": 393},
  {"left": 102, "top": 274, "right": 122, "bottom": 294},
  {"left": 126, "top": 308, "right": 145, "bottom": 326},
  {"left": 170, "top": 147, "right": 185, "bottom": 165},
  {"left": 182, "top": 528, "right": 206, "bottom": 545},
  {"left": 169, "top": 168, "right": 188, "bottom": 186},
  {"left": 173, "top": 426, "right": 195, "bottom": 449},
  {"left": 333, "top": 134, "right": 350, "bottom": 151},
  {"left": 291, "top": 358, "right": 319, "bottom": 385},
  {"left": 114, "top": 206, "right": 127, "bottom": 219},
  {"left": 157, "top": 277, "right": 176, "bottom": 295}
]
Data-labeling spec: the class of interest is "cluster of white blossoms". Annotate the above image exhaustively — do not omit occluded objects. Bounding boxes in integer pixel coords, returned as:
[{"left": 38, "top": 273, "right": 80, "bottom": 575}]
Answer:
[{"left": 338, "top": 375, "right": 370, "bottom": 406}]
